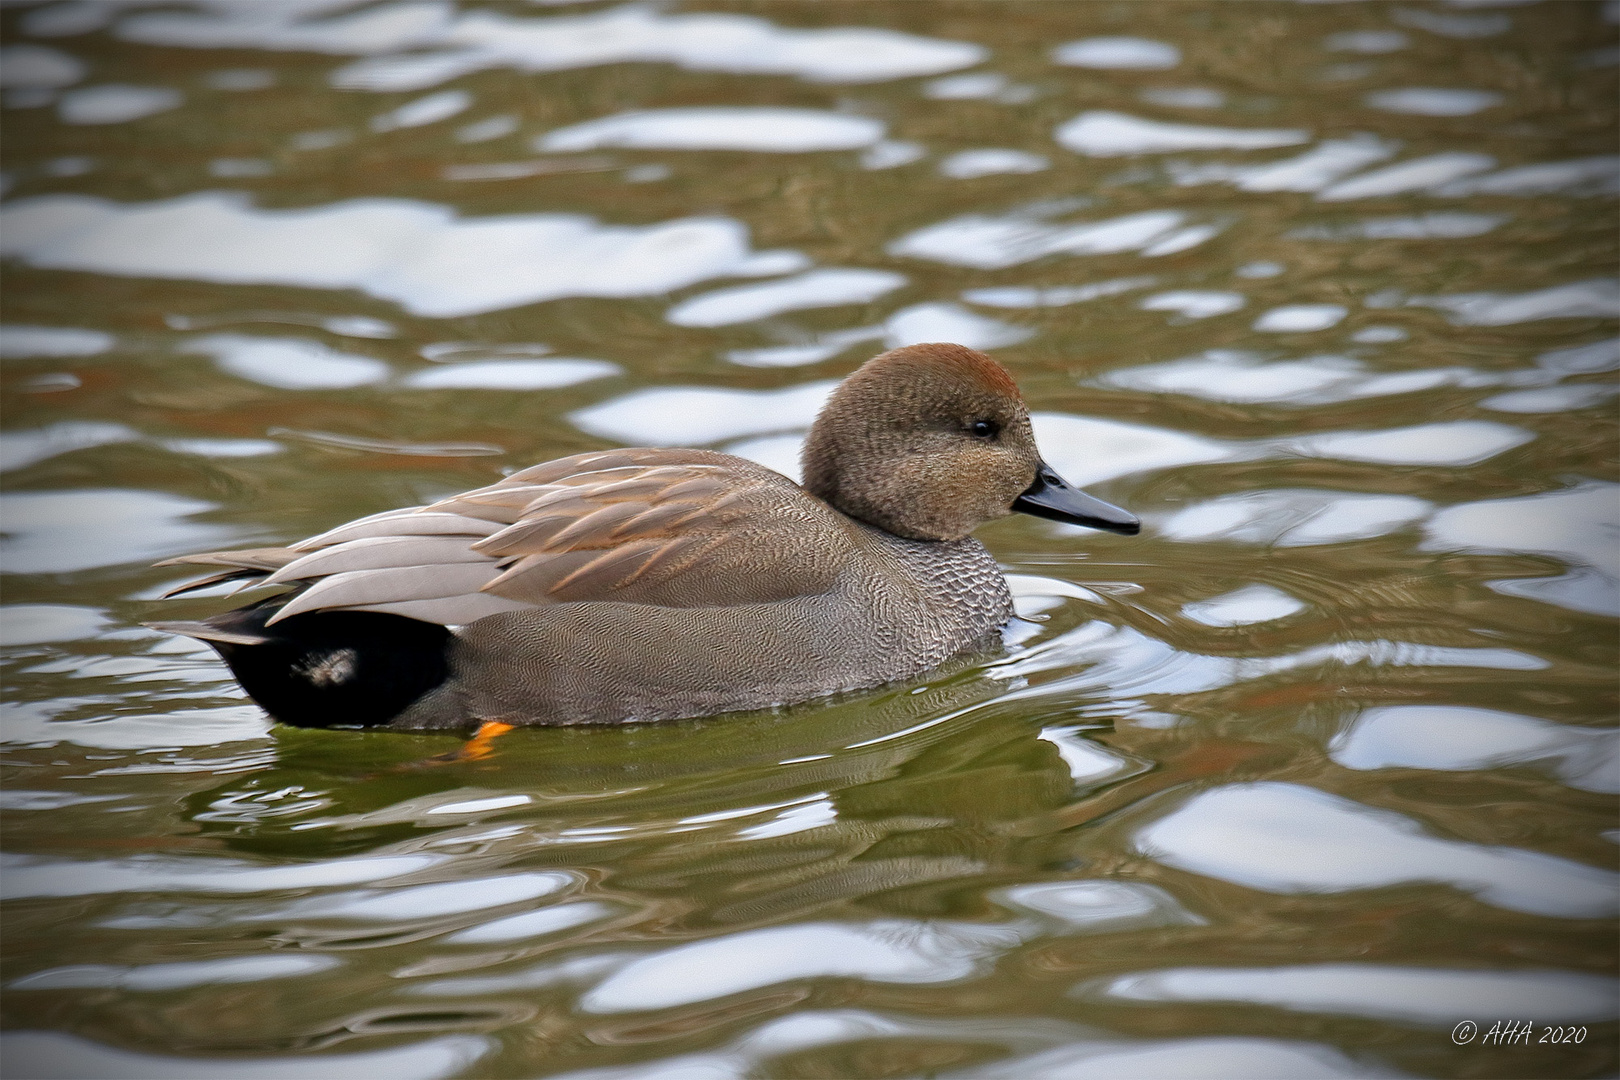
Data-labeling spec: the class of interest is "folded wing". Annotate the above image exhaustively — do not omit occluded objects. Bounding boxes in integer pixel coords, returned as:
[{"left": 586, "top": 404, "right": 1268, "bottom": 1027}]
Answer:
[{"left": 158, "top": 449, "right": 852, "bottom": 627}]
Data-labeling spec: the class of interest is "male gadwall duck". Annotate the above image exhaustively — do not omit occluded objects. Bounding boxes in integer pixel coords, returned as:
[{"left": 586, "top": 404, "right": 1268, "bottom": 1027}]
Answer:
[{"left": 152, "top": 343, "right": 1138, "bottom": 729}]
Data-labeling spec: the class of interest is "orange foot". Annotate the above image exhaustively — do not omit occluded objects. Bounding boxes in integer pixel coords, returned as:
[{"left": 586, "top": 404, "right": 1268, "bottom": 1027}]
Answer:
[
  {"left": 411, "top": 720, "right": 517, "bottom": 767},
  {"left": 455, "top": 720, "right": 516, "bottom": 761}
]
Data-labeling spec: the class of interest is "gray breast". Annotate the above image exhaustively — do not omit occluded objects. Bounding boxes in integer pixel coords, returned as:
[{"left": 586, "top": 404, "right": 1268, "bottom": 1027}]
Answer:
[{"left": 858, "top": 529, "right": 1013, "bottom": 667}]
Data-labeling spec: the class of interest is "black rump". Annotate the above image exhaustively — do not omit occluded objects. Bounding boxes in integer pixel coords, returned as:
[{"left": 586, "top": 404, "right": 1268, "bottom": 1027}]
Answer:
[{"left": 186, "top": 598, "right": 453, "bottom": 728}]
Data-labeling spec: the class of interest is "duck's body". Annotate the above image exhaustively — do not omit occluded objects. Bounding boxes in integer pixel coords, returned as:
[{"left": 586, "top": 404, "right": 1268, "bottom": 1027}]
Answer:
[{"left": 153, "top": 344, "right": 1137, "bottom": 729}]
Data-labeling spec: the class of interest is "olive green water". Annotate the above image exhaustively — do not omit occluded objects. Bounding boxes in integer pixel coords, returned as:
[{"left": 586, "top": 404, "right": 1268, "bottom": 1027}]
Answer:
[{"left": 1, "top": 2, "right": 1617, "bottom": 1077}]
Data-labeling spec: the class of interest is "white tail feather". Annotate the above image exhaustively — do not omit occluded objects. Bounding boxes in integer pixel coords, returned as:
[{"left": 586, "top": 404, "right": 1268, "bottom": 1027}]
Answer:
[{"left": 267, "top": 562, "right": 509, "bottom": 624}]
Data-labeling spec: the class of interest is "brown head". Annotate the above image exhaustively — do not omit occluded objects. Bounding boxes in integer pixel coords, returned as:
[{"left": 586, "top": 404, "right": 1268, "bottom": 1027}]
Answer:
[{"left": 801, "top": 343, "right": 1138, "bottom": 541}]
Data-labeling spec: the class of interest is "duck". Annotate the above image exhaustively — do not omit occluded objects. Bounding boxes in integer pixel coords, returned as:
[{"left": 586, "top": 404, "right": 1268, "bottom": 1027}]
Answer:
[{"left": 150, "top": 343, "right": 1138, "bottom": 730}]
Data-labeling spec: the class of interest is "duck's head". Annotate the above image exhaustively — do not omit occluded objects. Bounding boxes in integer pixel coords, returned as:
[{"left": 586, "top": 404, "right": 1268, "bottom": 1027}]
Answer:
[{"left": 801, "top": 343, "right": 1140, "bottom": 542}]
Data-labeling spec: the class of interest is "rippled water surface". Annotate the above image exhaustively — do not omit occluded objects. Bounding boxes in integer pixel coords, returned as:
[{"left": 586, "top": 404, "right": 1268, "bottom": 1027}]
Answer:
[{"left": 2, "top": 2, "right": 1618, "bottom": 1077}]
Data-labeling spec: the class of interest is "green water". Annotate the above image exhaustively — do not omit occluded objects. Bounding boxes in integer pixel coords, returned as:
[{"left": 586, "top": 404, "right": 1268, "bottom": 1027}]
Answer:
[{"left": 1, "top": 2, "right": 1616, "bottom": 1077}]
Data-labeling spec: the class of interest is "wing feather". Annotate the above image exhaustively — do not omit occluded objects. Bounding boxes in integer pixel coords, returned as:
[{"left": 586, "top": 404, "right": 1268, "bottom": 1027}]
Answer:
[
  {"left": 155, "top": 547, "right": 299, "bottom": 572},
  {"left": 263, "top": 535, "right": 497, "bottom": 586},
  {"left": 162, "top": 448, "right": 855, "bottom": 626},
  {"left": 268, "top": 562, "right": 508, "bottom": 623},
  {"left": 291, "top": 511, "right": 500, "bottom": 550}
]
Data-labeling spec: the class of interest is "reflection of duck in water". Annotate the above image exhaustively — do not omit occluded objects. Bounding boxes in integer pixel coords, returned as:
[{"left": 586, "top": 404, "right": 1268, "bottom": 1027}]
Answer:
[{"left": 151, "top": 344, "right": 1137, "bottom": 729}]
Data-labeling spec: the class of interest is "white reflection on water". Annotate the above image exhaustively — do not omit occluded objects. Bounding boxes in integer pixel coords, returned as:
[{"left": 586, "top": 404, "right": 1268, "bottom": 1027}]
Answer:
[
  {"left": 999, "top": 880, "right": 1201, "bottom": 930},
  {"left": 668, "top": 268, "right": 903, "bottom": 327},
  {"left": 21, "top": 2, "right": 120, "bottom": 38},
  {"left": 370, "top": 88, "right": 469, "bottom": 131},
  {"left": 425, "top": 795, "right": 532, "bottom": 815},
  {"left": 1285, "top": 420, "right": 1533, "bottom": 466},
  {"left": 0, "top": 488, "right": 244, "bottom": 574},
  {"left": 1252, "top": 304, "right": 1346, "bottom": 332},
  {"left": 1439, "top": 156, "right": 1620, "bottom": 197},
  {"left": 248, "top": 872, "right": 571, "bottom": 921},
  {"left": 1053, "top": 37, "right": 1181, "bottom": 70},
  {"left": 1055, "top": 111, "right": 1308, "bottom": 157},
  {"left": 1482, "top": 383, "right": 1620, "bottom": 414},
  {"left": 58, "top": 84, "right": 180, "bottom": 124},
  {"left": 405, "top": 952, "right": 639, "bottom": 998},
  {"left": 1364, "top": 87, "right": 1502, "bottom": 116},
  {"left": 455, "top": 113, "right": 517, "bottom": 142},
  {"left": 1094, "top": 964, "right": 1619, "bottom": 1026},
  {"left": 0, "top": 193, "right": 805, "bottom": 318},
  {"left": 267, "top": 428, "right": 501, "bottom": 457},
  {"left": 1, "top": 421, "right": 139, "bottom": 472},
  {"left": 1037, "top": 727, "right": 1135, "bottom": 785},
  {"left": 1135, "top": 782, "right": 1619, "bottom": 917},
  {"left": 963, "top": 276, "right": 1156, "bottom": 308},
  {"left": 1316, "top": 152, "right": 1497, "bottom": 200},
  {"left": 0, "top": 44, "right": 84, "bottom": 88},
  {"left": 569, "top": 380, "right": 835, "bottom": 445},
  {"left": 185, "top": 334, "right": 390, "bottom": 389},
  {"left": 1405, "top": 279, "right": 1620, "bottom": 325},
  {"left": 116, "top": 5, "right": 983, "bottom": 92},
  {"left": 1099, "top": 351, "right": 1481, "bottom": 405},
  {"left": 1006, "top": 576, "right": 1105, "bottom": 619},
  {"left": 1030, "top": 412, "right": 1237, "bottom": 487},
  {"left": 859, "top": 139, "right": 928, "bottom": 170},
  {"left": 1003, "top": 621, "right": 1545, "bottom": 713},
  {"left": 0, "top": 702, "right": 267, "bottom": 751},
  {"left": 10, "top": 954, "right": 339, "bottom": 992},
  {"left": 1423, "top": 482, "right": 1620, "bottom": 617},
  {"left": 970, "top": 1037, "right": 1394, "bottom": 1079},
  {"left": 1327, "top": 30, "right": 1410, "bottom": 54},
  {"left": 724, "top": 325, "right": 885, "bottom": 369},
  {"left": 402, "top": 358, "right": 619, "bottom": 389},
  {"left": 923, "top": 72, "right": 1035, "bottom": 104},
  {"left": 884, "top": 302, "right": 1032, "bottom": 349},
  {"left": 549, "top": 1008, "right": 1095, "bottom": 1080},
  {"left": 1140, "top": 86, "right": 1226, "bottom": 109},
  {"left": 1181, "top": 585, "right": 1306, "bottom": 627},
  {"left": 0, "top": 324, "right": 112, "bottom": 358},
  {"left": 0, "top": 1031, "right": 491, "bottom": 1080},
  {"left": 1138, "top": 290, "right": 1245, "bottom": 320},
  {"left": 1288, "top": 211, "right": 1505, "bottom": 240},
  {"left": 1332, "top": 705, "right": 1619, "bottom": 794},
  {"left": 1168, "top": 135, "right": 1396, "bottom": 193},
  {"left": 445, "top": 900, "right": 614, "bottom": 944},
  {"left": 537, "top": 107, "right": 885, "bottom": 153},
  {"left": 0, "top": 790, "right": 122, "bottom": 811},
  {"left": 1527, "top": 336, "right": 1618, "bottom": 374},
  {"left": 890, "top": 207, "right": 1201, "bottom": 268},
  {"left": 579, "top": 919, "right": 1028, "bottom": 1013},
  {"left": 736, "top": 797, "right": 838, "bottom": 839},
  {"left": 0, "top": 851, "right": 439, "bottom": 899},
  {"left": 3, "top": 423, "right": 280, "bottom": 472},
  {"left": 939, "top": 149, "right": 1050, "bottom": 179},
  {"left": 0, "top": 604, "right": 109, "bottom": 645},
  {"left": 1097, "top": 334, "right": 1605, "bottom": 414},
  {"left": 1393, "top": 7, "right": 1512, "bottom": 39}
]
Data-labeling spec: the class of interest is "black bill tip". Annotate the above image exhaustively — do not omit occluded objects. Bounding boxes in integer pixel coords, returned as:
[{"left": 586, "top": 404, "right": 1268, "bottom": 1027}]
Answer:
[{"left": 1012, "top": 463, "right": 1140, "bottom": 535}]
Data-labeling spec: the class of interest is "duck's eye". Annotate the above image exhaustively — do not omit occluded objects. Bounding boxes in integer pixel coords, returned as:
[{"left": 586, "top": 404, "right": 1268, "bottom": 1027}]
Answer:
[{"left": 969, "top": 419, "right": 999, "bottom": 439}]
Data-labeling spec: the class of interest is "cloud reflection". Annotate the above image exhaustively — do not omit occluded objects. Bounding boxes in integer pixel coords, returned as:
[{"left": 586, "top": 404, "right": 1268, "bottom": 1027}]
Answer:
[
  {"left": 1136, "top": 782, "right": 1618, "bottom": 917},
  {"left": 0, "top": 193, "right": 806, "bottom": 318}
]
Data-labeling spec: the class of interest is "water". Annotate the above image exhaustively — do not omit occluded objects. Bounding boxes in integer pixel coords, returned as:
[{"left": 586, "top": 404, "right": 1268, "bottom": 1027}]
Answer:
[{"left": 1, "top": 2, "right": 1616, "bottom": 1076}]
